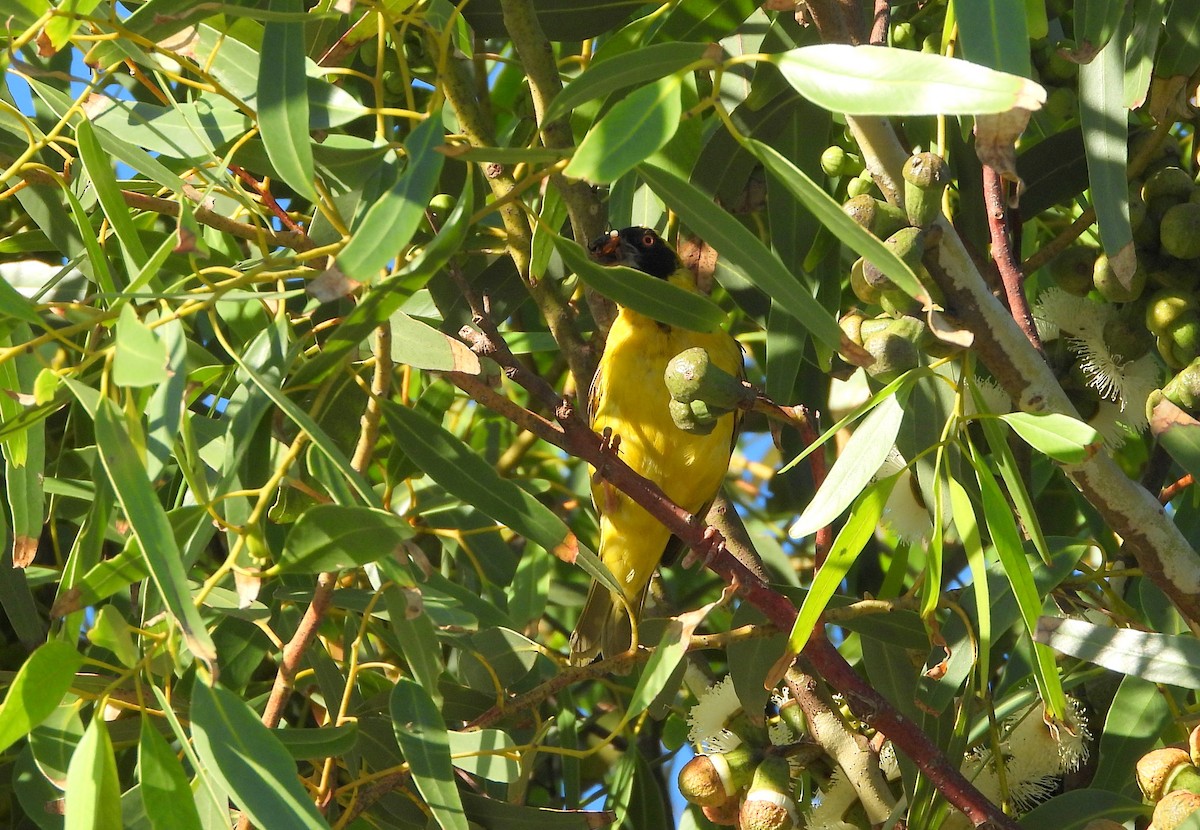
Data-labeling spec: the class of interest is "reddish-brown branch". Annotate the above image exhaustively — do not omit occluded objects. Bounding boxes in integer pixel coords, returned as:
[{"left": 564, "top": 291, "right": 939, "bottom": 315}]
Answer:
[
  {"left": 983, "top": 166, "right": 1042, "bottom": 353},
  {"left": 869, "top": 0, "right": 890, "bottom": 45},
  {"left": 230, "top": 164, "right": 307, "bottom": 235},
  {"left": 436, "top": 323, "right": 1018, "bottom": 830}
]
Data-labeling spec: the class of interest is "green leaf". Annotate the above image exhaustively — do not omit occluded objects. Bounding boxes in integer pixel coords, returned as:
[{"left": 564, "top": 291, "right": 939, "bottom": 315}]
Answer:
[
  {"left": 1080, "top": 33, "right": 1135, "bottom": 285},
  {"left": 767, "top": 45, "right": 1046, "bottom": 115},
  {"left": 746, "top": 139, "right": 925, "bottom": 301},
  {"left": 272, "top": 723, "right": 360, "bottom": 760},
  {"left": 87, "top": 95, "right": 250, "bottom": 159},
  {"left": 380, "top": 402, "right": 621, "bottom": 597},
  {"left": 390, "top": 678, "right": 469, "bottom": 830},
  {"left": 86, "top": 605, "right": 138, "bottom": 668},
  {"left": 64, "top": 717, "right": 122, "bottom": 830},
  {"left": 637, "top": 162, "right": 845, "bottom": 352},
  {"left": 788, "top": 392, "right": 904, "bottom": 540},
  {"left": 552, "top": 235, "right": 725, "bottom": 333},
  {"left": 1089, "top": 675, "right": 1172, "bottom": 793},
  {"left": 971, "top": 442, "right": 1067, "bottom": 718},
  {"left": 387, "top": 311, "right": 483, "bottom": 373},
  {"left": 258, "top": 0, "right": 317, "bottom": 201},
  {"left": 1074, "top": 0, "right": 1127, "bottom": 60},
  {"left": 112, "top": 305, "right": 168, "bottom": 388},
  {"left": 564, "top": 75, "right": 683, "bottom": 183},
  {"left": 139, "top": 715, "right": 203, "bottom": 830},
  {"left": 447, "top": 729, "right": 520, "bottom": 783},
  {"left": 626, "top": 620, "right": 689, "bottom": 717},
  {"left": 41, "top": 0, "right": 103, "bottom": 51},
  {"left": 1017, "top": 790, "right": 1146, "bottom": 829},
  {"left": 337, "top": 113, "right": 445, "bottom": 280},
  {"left": 998, "top": 411, "right": 1103, "bottom": 463},
  {"left": 0, "top": 640, "right": 82, "bottom": 754},
  {"left": 76, "top": 118, "right": 148, "bottom": 279},
  {"left": 1036, "top": 617, "right": 1200, "bottom": 687},
  {"left": 277, "top": 504, "right": 413, "bottom": 573},
  {"left": 546, "top": 42, "right": 711, "bottom": 123},
  {"left": 787, "top": 477, "right": 894, "bottom": 655},
  {"left": 948, "top": 477, "right": 991, "bottom": 683},
  {"left": 957, "top": 0, "right": 1031, "bottom": 76},
  {"left": 93, "top": 399, "right": 217, "bottom": 666},
  {"left": 190, "top": 681, "right": 328, "bottom": 830}
]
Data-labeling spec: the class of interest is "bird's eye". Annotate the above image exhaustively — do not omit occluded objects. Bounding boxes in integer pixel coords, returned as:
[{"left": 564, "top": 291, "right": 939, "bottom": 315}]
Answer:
[{"left": 642, "top": 232, "right": 656, "bottom": 247}]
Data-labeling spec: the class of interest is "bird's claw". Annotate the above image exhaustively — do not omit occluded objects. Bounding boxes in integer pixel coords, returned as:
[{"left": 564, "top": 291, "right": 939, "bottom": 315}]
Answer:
[{"left": 683, "top": 525, "right": 727, "bottom": 570}]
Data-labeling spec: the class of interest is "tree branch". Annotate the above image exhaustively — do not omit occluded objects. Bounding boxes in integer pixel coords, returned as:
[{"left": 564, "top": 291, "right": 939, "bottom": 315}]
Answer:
[
  {"left": 438, "top": 321, "right": 1022, "bottom": 830},
  {"left": 982, "top": 166, "right": 1041, "bottom": 352}
]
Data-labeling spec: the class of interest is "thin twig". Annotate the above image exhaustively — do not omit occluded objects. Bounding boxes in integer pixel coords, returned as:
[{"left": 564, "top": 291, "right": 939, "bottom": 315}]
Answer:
[
  {"left": 1160, "top": 473, "right": 1194, "bottom": 504},
  {"left": 983, "top": 166, "right": 1042, "bottom": 353}
]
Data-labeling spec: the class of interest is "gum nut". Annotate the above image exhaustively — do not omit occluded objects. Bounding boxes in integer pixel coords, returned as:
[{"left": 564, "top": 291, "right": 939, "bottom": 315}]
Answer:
[
  {"left": 1139, "top": 747, "right": 1193, "bottom": 802},
  {"left": 1160, "top": 203, "right": 1200, "bottom": 259}
]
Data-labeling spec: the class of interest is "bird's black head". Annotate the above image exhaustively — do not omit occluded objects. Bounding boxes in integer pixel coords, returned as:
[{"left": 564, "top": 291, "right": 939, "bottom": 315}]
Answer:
[{"left": 587, "top": 227, "right": 679, "bottom": 280}]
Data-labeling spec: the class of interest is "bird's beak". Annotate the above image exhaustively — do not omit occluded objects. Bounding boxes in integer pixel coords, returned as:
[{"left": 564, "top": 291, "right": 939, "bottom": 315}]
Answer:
[{"left": 588, "top": 230, "right": 624, "bottom": 265}]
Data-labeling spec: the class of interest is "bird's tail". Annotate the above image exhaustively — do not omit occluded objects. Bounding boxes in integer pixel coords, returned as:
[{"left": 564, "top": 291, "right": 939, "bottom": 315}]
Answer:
[{"left": 568, "top": 584, "right": 644, "bottom": 666}]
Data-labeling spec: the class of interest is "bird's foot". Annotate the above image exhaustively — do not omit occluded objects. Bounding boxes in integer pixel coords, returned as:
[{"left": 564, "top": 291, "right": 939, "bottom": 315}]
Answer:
[
  {"left": 591, "top": 428, "right": 622, "bottom": 485},
  {"left": 683, "top": 525, "right": 727, "bottom": 570}
]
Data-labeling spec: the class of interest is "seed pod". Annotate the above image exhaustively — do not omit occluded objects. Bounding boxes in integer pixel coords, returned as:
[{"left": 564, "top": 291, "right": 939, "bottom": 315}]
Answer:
[
  {"left": 1146, "top": 289, "right": 1197, "bottom": 337},
  {"left": 863, "top": 327, "right": 920, "bottom": 383},
  {"left": 902, "top": 152, "right": 949, "bottom": 226}
]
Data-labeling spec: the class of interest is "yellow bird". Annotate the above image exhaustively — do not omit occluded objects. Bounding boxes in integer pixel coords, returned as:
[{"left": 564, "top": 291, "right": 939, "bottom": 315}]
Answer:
[{"left": 569, "top": 227, "right": 743, "bottom": 665}]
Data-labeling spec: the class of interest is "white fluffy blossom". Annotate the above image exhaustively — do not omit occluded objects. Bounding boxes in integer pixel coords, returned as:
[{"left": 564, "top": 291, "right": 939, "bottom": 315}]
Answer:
[{"left": 687, "top": 676, "right": 742, "bottom": 753}]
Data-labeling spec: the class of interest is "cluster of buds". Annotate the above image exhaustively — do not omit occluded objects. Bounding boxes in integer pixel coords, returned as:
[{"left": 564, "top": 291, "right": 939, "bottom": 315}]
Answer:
[
  {"left": 678, "top": 746, "right": 799, "bottom": 830},
  {"left": 838, "top": 152, "right": 960, "bottom": 377},
  {"left": 1137, "top": 724, "right": 1200, "bottom": 830},
  {"left": 664, "top": 347, "right": 753, "bottom": 435}
]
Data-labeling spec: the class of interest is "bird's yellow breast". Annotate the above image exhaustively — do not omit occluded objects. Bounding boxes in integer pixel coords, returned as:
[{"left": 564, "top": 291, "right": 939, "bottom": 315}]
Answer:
[{"left": 589, "top": 307, "right": 742, "bottom": 596}]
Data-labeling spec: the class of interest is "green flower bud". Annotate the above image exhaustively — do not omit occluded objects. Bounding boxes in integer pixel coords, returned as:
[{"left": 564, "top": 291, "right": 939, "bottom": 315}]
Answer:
[
  {"left": 1160, "top": 202, "right": 1200, "bottom": 259},
  {"left": 902, "top": 152, "right": 949, "bottom": 226},
  {"left": 863, "top": 328, "right": 919, "bottom": 383},
  {"left": 850, "top": 257, "right": 882, "bottom": 304},
  {"left": 665, "top": 347, "right": 749, "bottom": 411},
  {"left": 1146, "top": 289, "right": 1197, "bottom": 336},
  {"left": 843, "top": 194, "right": 908, "bottom": 239},
  {"left": 1093, "top": 254, "right": 1146, "bottom": 303},
  {"left": 820, "top": 146, "right": 864, "bottom": 178},
  {"left": 1048, "top": 245, "right": 1097, "bottom": 296},
  {"left": 891, "top": 21, "right": 917, "bottom": 48},
  {"left": 1160, "top": 358, "right": 1200, "bottom": 411},
  {"left": 846, "top": 171, "right": 875, "bottom": 198}
]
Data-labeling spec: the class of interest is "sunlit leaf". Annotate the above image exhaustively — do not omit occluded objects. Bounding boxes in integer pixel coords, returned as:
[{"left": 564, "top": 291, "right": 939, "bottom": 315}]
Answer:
[
  {"left": 391, "top": 678, "right": 469, "bottom": 830},
  {"left": 278, "top": 504, "right": 413, "bottom": 573},
  {"left": 0, "top": 641, "right": 82, "bottom": 754},
  {"left": 258, "top": 0, "right": 316, "bottom": 201},
  {"left": 788, "top": 392, "right": 905, "bottom": 540},
  {"left": 190, "top": 682, "right": 328, "bottom": 830},
  {"left": 768, "top": 45, "right": 1046, "bottom": 115},
  {"left": 998, "top": 411, "right": 1103, "bottom": 463},
  {"left": 1036, "top": 618, "right": 1200, "bottom": 687},
  {"left": 564, "top": 75, "right": 683, "bottom": 183}
]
